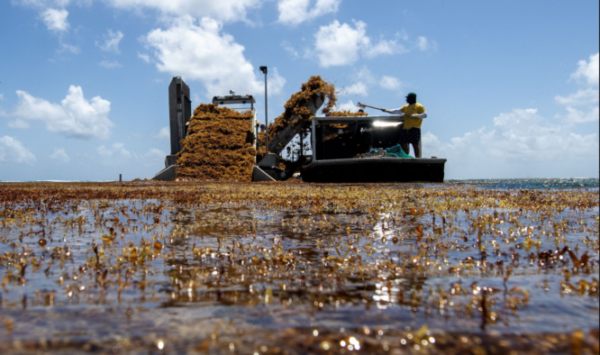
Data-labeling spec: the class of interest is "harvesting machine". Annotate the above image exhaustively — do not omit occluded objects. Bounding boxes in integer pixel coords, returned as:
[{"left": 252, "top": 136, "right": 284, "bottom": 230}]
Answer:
[{"left": 153, "top": 77, "right": 446, "bottom": 183}]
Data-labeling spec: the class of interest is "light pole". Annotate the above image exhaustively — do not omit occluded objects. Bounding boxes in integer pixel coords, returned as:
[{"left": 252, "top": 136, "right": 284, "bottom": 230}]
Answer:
[{"left": 259, "top": 66, "right": 268, "bottom": 153}]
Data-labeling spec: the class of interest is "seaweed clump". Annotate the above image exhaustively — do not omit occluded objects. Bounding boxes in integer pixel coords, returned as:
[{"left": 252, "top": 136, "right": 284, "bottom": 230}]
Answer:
[
  {"left": 177, "top": 104, "right": 256, "bottom": 181},
  {"left": 267, "top": 76, "right": 337, "bottom": 148},
  {"left": 260, "top": 77, "right": 369, "bottom": 157},
  {"left": 326, "top": 109, "right": 369, "bottom": 117}
]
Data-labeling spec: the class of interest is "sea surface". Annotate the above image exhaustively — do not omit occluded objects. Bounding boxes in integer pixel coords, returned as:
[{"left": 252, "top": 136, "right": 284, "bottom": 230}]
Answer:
[
  {"left": 0, "top": 180, "right": 598, "bottom": 353},
  {"left": 1, "top": 178, "right": 599, "bottom": 190},
  {"left": 446, "top": 178, "right": 599, "bottom": 191}
]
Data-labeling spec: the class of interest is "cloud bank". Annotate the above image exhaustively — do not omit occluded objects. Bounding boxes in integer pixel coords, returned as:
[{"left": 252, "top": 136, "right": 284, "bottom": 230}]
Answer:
[
  {"left": 0, "top": 136, "right": 37, "bottom": 165},
  {"left": 144, "top": 16, "right": 285, "bottom": 97},
  {"left": 11, "top": 85, "right": 114, "bottom": 139},
  {"left": 423, "top": 108, "right": 599, "bottom": 178}
]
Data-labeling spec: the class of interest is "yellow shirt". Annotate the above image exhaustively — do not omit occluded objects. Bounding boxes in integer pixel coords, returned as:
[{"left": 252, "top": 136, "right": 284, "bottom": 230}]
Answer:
[{"left": 397, "top": 103, "right": 426, "bottom": 129}]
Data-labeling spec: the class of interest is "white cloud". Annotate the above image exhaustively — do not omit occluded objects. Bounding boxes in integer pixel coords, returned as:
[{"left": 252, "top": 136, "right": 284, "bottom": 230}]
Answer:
[
  {"left": 49, "top": 148, "right": 70, "bottom": 162},
  {"left": 337, "top": 100, "right": 359, "bottom": 112},
  {"left": 155, "top": 126, "right": 170, "bottom": 139},
  {"left": 367, "top": 39, "right": 405, "bottom": 58},
  {"left": 12, "top": 85, "right": 113, "bottom": 139},
  {"left": 422, "top": 108, "right": 599, "bottom": 178},
  {"left": 58, "top": 41, "right": 80, "bottom": 54},
  {"left": 554, "top": 53, "right": 599, "bottom": 125},
  {"left": 314, "top": 20, "right": 405, "bottom": 67},
  {"left": 341, "top": 82, "right": 368, "bottom": 96},
  {"left": 277, "top": 0, "right": 341, "bottom": 26},
  {"left": 571, "top": 53, "right": 599, "bottom": 86},
  {"left": 8, "top": 119, "right": 30, "bottom": 128},
  {"left": 99, "top": 60, "right": 123, "bottom": 68},
  {"left": 281, "top": 41, "right": 299, "bottom": 58},
  {"left": 13, "top": 1, "right": 84, "bottom": 55},
  {"left": 420, "top": 53, "right": 600, "bottom": 178},
  {"left": 138, "top": 52, "right": 151, "bottom": 63},
  {"left": 557, "top": 106, "right": 599, "bottom": 124},
  {"left": 141, "top": 148, "right": 167, "bottom": 166},
  {"left": 380, "top": 76, "right": 401, "bottom": 91},
  {"left": 555, "top": 88, "right": 599, "bottom": 106},
  {"left": 102, "top": 0, "right": 263, "bottom": 23},
  {"left": 416, "top": 36, "right": 437, "bottom": 51},
  {"left": 97, "top": 142, "right": 132, "bottom": 158},
  {"left": 340, "top": 69, "right": 403, "bottom": 98},
  {"left": 97, "top": 30, "right": 124, "bottom": 53},
  {"left": 0, "top": 136, "right": 36, "bottom": 165},
  {"left": 144, "top": 16, "right": 285, "bottom": 97},
  {"left": 96, "top": 143, "right": 166, "bottom": 167},
  {"left": 338, "top": 67, "right": 378, "bottom": 97},
  {"left": 314, "top": 20, "right": 368, "bottom": 67},
  {"left": 41, "top": 8, "right": 69, "bottom": 33},
  {"left": 355, "top": 66, "right": 376, "bottom": 84}
]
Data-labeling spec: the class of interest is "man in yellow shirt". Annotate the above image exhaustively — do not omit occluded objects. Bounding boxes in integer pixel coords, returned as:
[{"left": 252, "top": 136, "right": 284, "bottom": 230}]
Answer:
[{"left": 382, "top": 92, "right": 427, "bottom": 158}]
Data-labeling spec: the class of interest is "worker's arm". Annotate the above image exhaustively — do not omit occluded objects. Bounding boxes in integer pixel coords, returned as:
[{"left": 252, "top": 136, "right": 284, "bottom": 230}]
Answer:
[
  {"left": 411, "top": 105, "right": 427, "bottom": 118},
  {"left": 383, "top": 108, "right": 405, "bottom": 116}
]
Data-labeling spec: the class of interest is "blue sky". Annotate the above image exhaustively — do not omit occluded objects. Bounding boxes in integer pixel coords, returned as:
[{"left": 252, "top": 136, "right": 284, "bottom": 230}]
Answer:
[{"left": 1, "top": 0, "right": 598, "bottom": 181}]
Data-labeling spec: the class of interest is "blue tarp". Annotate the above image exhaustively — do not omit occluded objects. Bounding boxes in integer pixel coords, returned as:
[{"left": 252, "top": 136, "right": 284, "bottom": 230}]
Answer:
[{"left": 384, "top": 144, "right": 413, "bottom": 158}]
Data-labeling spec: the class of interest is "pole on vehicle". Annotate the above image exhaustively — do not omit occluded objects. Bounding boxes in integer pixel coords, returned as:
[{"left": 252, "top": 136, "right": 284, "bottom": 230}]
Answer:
[{"left": 259, "top": 66, "right": 268, "bottom": 152}]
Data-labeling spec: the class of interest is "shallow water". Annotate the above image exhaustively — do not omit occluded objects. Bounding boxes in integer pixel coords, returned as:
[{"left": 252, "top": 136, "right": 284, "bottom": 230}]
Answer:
[
  {"left": 447, "top": 178, "right": 599, "bottom": 191},
  {"left": 0, "top": 182, "right": 598, "bottom": 354}
]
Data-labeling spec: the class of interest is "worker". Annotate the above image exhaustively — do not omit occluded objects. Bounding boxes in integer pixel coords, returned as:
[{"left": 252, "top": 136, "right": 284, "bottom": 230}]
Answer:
[{"left": 381, "top": 92, "right": 427, "bottom": 158}]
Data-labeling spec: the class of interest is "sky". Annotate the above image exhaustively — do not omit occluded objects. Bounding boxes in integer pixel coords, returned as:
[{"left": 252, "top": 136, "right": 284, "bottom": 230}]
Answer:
[{"left": 0, "top": 0, "right": 598, "bottom": 181}]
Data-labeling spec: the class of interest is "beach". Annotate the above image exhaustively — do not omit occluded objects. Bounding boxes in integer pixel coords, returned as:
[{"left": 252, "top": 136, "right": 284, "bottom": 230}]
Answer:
[{"left": 0, "top": 180, "right": 598, "bottom": 354}]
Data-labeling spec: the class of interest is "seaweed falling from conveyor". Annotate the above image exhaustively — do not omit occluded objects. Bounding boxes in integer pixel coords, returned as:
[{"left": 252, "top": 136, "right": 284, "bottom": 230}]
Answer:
[
  {"left": 259, "top": 77, "right": 368, "bottom": 157},
  {"left": 177, "top": 104, "right": 256, "bottom": 181},
  {"left": 257, "top": 78, "right": 374, "bottom": 172},
  {"left": 265, "top": 76, "right": 337, "bottom": 154}
]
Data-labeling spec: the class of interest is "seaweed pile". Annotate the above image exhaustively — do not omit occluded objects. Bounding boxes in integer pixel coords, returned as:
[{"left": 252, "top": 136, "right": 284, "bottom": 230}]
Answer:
[{"left": 177, "top": 104, "right": 256, "bottom": 181}]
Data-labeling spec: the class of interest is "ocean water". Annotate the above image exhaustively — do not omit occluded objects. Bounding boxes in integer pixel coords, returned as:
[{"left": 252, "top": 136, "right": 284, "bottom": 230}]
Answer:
[
  {"left": 0, "top": 181, "right": 598, "bottom": 353},
  {"left": 446, "top": 178, "right": 599, "bottom": 190},
  {"left": 1, "top": 178, "right": 598, "bottom": 190}
]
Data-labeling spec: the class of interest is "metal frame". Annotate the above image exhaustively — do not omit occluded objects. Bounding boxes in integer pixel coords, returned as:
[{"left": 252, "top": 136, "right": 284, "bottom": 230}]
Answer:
[
  {"left": 169, "top": 77, "right": 192, "bottom": 156},
  {"left": 212, "top": 95, "right": 256, "bottom": 111}
]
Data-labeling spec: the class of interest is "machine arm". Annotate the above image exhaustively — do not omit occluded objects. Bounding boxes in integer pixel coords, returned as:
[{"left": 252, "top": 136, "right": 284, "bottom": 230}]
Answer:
[{"left": 267, "top": 91, "right": 325, "bottom": 155}]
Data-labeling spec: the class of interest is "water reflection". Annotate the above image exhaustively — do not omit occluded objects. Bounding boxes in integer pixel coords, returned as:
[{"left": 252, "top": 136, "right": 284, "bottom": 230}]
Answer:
[{"left": 0, "top": 182, "right": 597, "bottom": 353}]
